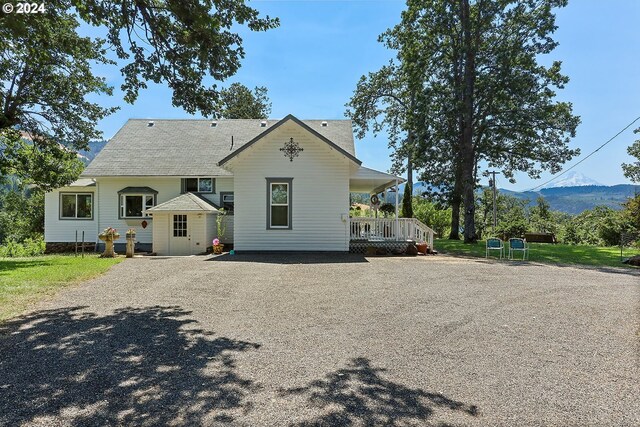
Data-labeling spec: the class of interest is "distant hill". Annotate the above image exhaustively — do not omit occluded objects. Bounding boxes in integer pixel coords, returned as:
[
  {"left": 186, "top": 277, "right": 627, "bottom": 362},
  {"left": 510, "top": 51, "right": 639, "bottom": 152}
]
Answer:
[
  {"left": 382, "top": 181, "right": 638, "bottom": 215},
  {"left": 77, "top": 140, "right": 108, "bottom": 165},
  {"left": 500, "top": 185, "right": 638, "bottom": 214}
]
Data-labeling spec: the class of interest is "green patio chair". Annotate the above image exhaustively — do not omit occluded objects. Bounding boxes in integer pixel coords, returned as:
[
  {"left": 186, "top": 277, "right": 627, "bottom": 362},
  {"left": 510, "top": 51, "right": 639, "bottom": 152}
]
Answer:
[
  {"left": 486, "top": 238, "right": 504, "bottom": 259},
  {"left": 509, "top": 238, "right": 529, "bottom": 260}
]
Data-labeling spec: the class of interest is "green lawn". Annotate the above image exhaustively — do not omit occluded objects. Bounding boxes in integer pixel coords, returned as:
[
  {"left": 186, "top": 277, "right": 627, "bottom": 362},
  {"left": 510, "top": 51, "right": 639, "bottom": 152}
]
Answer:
[
  {"left": 434, "top": 239, "right": 639, "bottom": 268},
  {"left": 0, "top": 255, "right": 123, "bottom": 321}
]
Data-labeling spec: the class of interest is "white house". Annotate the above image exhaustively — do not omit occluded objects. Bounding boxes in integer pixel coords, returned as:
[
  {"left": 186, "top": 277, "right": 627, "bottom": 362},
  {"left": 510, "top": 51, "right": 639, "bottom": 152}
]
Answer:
[{"left": 44, "top": 114, "right": 434, "bottom": 255}]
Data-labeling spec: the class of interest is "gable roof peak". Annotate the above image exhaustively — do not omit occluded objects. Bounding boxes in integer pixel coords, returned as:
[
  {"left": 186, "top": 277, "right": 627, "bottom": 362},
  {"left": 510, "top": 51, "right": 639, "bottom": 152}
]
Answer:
[{"left": 217, "top": 114, "right": 360, "bottom": 166}]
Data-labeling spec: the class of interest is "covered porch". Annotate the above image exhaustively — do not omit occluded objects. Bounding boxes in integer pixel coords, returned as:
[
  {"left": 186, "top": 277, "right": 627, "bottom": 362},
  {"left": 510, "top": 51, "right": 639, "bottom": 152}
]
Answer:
[{"left": 349, "top": 166, "right": 435, "bottom": 252}]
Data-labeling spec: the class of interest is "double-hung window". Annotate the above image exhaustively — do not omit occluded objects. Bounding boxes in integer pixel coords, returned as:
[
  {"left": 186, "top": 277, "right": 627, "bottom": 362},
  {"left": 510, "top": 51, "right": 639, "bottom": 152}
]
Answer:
[
  {"left": 267, "top": 178, "right": 292, "bottom": 229},
  {"left": 60, "top": 193, "right": 93, "bottom": 219},
  {"left": 182, "top": 177, "right": 215, "bottom": 193}
]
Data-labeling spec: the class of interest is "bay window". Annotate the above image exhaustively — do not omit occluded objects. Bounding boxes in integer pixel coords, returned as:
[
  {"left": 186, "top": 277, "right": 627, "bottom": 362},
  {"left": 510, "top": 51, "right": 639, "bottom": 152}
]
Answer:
[{"left": 118, "top": 187, "right": 158, "bottom": 218}]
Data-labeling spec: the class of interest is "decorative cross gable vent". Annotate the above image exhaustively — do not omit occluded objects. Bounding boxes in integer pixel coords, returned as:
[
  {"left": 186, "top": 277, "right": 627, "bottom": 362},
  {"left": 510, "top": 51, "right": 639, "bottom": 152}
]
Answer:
[{"left": 280, "top": 137, "right": 303, "bottom": 162}]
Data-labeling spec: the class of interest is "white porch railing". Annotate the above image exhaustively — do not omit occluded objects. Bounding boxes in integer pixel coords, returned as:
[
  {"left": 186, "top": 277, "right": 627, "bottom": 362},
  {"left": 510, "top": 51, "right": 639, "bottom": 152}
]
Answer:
[{"left": 349, "top": 217, "right": 436, "bottom": 249}]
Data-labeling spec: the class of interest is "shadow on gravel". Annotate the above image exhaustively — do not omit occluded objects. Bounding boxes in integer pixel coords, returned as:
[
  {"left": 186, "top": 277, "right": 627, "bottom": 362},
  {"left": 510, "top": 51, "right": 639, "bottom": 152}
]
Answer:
[
  {"left": 209, "top": 252, "right": 369, "bottom": 264},
  {"left": 0, "top": 305, "right": 260, "bottom": 426},
  {"left": 280, "top": 357, "right": 478, "bottom": 426}
]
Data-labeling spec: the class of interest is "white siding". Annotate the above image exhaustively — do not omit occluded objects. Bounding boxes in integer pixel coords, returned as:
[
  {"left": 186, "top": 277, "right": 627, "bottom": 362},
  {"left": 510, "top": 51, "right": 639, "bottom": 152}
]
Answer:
[
  {"left": 206, "top": 213, "right": 234, "bottom": 245},
  {"left": 44, "top": 187, "right": 99, "bottom": 242},
  {"left": 201, "top": 177, "right": 233, "bottom": 206},
  {"left": 45, "top": 177, "right": 235, "bottom": 247},
  {"left": 189, "top": 213, "right": 206, "bottom": 253},
  {"left": 231, "top": 121, "right": 350, "bottom": 251},
  {"left": 96, "top": 177, "right": 179, "bottom": 244},
  {"left": 151, "top": 212, "right": 169, "bottom": 254}
]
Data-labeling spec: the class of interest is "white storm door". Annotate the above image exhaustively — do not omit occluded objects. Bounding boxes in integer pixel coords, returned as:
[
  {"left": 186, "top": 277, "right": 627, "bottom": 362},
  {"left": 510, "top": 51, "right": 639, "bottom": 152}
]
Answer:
[{"left": 170, "top": 214, "right": 191, "bottom": 255}]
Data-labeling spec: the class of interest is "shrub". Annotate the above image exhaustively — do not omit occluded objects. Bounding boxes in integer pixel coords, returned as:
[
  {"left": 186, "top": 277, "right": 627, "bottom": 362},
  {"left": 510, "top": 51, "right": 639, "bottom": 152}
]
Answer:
[
  {"left": 379, "top": 203, "right": 396, "bottom": 217},
  {"left": 0, "top": 237, "right": 46, "bottom": 257}
]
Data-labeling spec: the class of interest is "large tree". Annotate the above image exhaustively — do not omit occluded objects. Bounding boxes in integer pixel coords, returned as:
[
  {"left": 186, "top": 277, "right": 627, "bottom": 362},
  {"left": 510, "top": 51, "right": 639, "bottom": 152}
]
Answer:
[
  {"left": 218, "top": 83, "right": 272, "bottom": 119},
  {"left": 622, "top": 129, "right": 640, "bottom": 183},
  {"left": 0, "top": 0, "right": 278, "bottom": 187},
  {"left": 345, "top": 62, "right": 417, "bottom": 195},
  {"left": 383, "top": 0, "right": 580, "bottom": 242}
]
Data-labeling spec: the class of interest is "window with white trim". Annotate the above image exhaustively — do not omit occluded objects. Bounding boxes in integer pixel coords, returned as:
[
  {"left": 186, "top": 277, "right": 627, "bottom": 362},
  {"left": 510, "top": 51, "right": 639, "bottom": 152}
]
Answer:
[
  {"left": 182, "top": 177, "right": 215, "bottom": 193},
  {"left": 267, "top": 180, "right": 291, "bottom": 229},
  {"left": 120, "top": 194, "right": 155, "bottom": 218},
  {"left": 60, "top": 193, "right": 93, "bottom": 219}
]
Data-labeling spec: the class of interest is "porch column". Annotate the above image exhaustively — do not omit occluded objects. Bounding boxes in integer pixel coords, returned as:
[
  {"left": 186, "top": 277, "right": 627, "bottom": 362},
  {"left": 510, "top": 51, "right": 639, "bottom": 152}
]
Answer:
[{"left": 395, "top": 179, "right": 399, "bottom": 241}]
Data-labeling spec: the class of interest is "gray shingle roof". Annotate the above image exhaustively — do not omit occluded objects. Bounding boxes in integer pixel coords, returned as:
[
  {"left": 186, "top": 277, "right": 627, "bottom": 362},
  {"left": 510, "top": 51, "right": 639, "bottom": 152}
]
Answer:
[
  {"left": 147, "top": 193, "right": 220, "bottom": 212},
  {"left": 81, "top": 117, "right": 356, "bottom": 177}
]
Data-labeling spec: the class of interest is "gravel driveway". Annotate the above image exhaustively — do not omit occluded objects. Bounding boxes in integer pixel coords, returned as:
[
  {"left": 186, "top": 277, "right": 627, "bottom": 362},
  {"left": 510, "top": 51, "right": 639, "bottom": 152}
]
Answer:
[{"left": 1, "top": 254, "right": 638, "bottom": 426}]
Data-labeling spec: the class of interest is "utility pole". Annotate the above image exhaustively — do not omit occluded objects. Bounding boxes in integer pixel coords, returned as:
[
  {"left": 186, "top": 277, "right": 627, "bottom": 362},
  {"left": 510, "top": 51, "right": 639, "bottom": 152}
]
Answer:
[{"left": 488, "top": 171, "right": 500, "bottom": 235}]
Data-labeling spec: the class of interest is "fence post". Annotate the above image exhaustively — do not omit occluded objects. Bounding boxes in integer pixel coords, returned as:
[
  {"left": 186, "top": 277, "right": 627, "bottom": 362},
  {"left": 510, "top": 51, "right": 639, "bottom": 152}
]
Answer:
[
  {"left": 82, "top": 231, "right": 85, "bottom": 258},
  {"left": 75, "top": 230, "right": 78, "bottom": 257}
]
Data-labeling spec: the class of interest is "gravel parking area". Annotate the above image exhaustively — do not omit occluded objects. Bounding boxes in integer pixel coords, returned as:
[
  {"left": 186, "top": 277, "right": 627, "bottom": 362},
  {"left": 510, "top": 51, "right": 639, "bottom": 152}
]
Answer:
[{"left": 1, "top": 254, "right": 638, "bottom": 426}]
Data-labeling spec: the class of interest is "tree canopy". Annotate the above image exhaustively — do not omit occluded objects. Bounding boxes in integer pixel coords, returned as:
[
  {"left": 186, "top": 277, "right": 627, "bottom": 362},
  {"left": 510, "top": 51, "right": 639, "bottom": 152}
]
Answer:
[
  {"left": 218, "top": 83, "right": 272, "bottom": 119},
  {"left": 622, "top": 129, "right": 640, "bottom": 183},
  {"left": 0, "top": 0, "right": 278, "bottom": 187},
  {"left": 378, "top": 0, "right": 579, "bottom": 242}
]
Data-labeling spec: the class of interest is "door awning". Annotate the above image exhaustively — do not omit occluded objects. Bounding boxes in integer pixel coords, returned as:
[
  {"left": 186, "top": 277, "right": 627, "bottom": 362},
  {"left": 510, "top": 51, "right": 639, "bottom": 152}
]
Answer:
[
  {"left": 349, "top": 166, "right": 404, "bottom": 194},
  {"left": 146, "top": 193, "right": 220, "bottom": 213}
]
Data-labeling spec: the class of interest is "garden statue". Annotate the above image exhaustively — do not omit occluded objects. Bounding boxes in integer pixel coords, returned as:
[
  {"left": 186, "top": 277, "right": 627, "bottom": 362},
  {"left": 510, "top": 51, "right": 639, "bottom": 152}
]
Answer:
[{"left": 98, "top": 227, "right": 120, "bottom": 257}]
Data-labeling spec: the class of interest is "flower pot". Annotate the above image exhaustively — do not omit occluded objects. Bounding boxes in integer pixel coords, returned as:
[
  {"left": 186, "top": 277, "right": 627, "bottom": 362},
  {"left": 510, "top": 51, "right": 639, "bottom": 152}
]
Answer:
[
  {"left": 416, "top": 242, "right": 428, "bottom": 255},
  {"left": 213, "top": 244, "right": 224, "bottom": 255}
]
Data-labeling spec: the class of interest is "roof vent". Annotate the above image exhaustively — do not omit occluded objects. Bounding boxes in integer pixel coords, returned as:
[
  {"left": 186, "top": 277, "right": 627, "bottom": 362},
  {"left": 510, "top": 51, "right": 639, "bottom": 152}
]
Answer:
[
  {"left": 147, "top": 121, "right": 155, "bottom": 127},
  {"left": 321, "top": 121, "right": 328, "bottom": 127},
  {"left": 260, "top": 120, "right": 267, "bottom": 128},
  {"left": 211, "top": 121, "right": 217, "bottom": 128}
]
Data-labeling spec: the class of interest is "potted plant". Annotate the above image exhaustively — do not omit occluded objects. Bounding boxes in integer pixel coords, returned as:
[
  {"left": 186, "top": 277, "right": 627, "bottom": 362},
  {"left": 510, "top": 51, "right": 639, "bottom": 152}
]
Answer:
[
  {"left": 212, "top": 238, "right": 223, "bottom": 254},
  {"left": 213, "top": 208, "right": 226, "bottom": 254},
  {"left": 98, "top": 227, "right": 120, "bottom": 257}
]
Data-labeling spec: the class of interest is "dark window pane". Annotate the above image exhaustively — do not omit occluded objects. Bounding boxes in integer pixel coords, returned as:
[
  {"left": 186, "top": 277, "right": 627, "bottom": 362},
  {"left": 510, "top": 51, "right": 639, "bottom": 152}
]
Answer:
[
  {"left": 198, "top": 178, "right": 213, "bottom": 192},
  {"left": 77, "top": 195, "right": 92, "bottom": 218},
  {"left": 125, "top": 196, "right": 143, "bottom": 217},
  {"left": 185, "top": 178, "right": 198, "bottom": 192},
  {"left": 61, "top": 195, "right": 76, "bottom": 218},
  {"left": 271, "top": 206, "right": 288, "bottom": 227},
  {"left": 145, "top": 195, "right": 154, "bottom": 209},
  {"left": 222, "top": 193, "right": 234, "bottom": 213},
  {"left": 173, "top": 214, "right": 187, "bottom": 237}
]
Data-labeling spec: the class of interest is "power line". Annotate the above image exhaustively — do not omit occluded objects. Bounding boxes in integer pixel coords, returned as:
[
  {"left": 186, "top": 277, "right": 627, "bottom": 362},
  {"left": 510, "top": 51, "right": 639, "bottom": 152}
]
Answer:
[{"left": 525, "top": 115, "right": 640, "bottom": 192}]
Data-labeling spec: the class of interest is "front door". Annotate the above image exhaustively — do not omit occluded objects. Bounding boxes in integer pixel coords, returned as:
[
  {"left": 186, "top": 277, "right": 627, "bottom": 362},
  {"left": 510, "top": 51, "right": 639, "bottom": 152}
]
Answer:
[{"left": 170, "top": 214, "right": 191, "bottom": 255}]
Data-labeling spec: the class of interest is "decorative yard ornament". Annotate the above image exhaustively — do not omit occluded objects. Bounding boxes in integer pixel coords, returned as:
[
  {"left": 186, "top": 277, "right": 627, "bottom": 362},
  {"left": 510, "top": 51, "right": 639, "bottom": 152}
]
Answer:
[{"left": 280, "top": 137, "right": 303, "bottom": 162}]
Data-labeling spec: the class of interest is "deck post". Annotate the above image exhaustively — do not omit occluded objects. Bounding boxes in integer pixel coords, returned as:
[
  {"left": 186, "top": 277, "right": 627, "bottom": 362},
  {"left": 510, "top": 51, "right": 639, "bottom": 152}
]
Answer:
[{"left": 395, "top": 179, "right": 399, "bottom": 241}]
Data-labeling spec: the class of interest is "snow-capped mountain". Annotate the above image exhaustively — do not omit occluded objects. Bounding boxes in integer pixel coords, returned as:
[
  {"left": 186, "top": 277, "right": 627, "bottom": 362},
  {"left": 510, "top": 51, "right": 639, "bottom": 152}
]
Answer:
[{"left": 543, "top": 171, "right": 602, "bottom": 188}]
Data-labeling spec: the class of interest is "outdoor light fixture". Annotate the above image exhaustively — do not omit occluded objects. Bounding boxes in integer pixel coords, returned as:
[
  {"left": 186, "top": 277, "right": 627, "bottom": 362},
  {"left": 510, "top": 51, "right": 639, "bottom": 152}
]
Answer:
[{"left": 280, "top": 137, "right": 303, "bottom": 162}]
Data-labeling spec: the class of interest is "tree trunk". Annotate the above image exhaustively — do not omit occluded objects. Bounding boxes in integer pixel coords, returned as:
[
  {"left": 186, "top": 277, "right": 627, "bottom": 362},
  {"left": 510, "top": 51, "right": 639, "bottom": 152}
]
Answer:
[
  {"left": 460, "top": 0, "right": 477, "bottom": 243},
  {"left": 449, "top": 193, "right": 461, "bottom": 240},
  {"left": 406, "top": 133, "right": 414, "bottom": 190}
]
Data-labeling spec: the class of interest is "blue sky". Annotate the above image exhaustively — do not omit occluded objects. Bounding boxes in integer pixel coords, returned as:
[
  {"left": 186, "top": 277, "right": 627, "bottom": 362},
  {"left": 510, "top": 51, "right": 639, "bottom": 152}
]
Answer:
[{"left": 90, "top": 0, "right": 640, "bottom": 191}]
